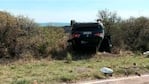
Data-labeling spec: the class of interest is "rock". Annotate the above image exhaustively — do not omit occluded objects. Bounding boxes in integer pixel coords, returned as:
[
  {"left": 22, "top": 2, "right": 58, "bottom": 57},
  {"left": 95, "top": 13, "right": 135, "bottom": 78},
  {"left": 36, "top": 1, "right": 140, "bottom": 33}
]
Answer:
[
  {"left": 100, "top": 67, "right": 113, "bottom": 74},
  {"left": 143, "top": 51, "right": 149, "bottom": 55}
]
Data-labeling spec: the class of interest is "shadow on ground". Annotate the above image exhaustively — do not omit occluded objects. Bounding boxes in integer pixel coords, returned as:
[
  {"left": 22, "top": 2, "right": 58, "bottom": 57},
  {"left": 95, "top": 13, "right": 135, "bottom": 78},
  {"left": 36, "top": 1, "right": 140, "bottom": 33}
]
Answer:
[
  {"left": 0, "top": 47, "right": 97, "bottom": 64},
  {"left": 50, "top": 47, "right": 97, "bottom": 60}
]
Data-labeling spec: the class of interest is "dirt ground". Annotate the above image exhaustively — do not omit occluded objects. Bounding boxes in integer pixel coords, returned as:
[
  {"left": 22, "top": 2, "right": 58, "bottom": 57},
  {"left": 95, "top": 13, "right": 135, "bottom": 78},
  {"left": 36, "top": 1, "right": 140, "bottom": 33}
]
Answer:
[{"left": 77, "top": 74, "right": 149, "bottom": 84}]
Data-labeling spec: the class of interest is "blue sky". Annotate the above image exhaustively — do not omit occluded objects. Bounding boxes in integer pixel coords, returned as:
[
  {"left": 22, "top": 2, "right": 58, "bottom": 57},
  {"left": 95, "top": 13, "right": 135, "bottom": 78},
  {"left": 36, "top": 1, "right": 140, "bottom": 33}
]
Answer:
[{"left": 0, "top": 0, "right": 149, "bottom": 22}]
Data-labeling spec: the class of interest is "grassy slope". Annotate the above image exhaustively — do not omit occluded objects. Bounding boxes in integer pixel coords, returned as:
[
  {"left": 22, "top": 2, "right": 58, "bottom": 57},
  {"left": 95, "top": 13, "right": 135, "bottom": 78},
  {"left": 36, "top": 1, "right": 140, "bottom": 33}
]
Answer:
[{"left": 0, "top": 54, "right": 149, "bottom": 84}]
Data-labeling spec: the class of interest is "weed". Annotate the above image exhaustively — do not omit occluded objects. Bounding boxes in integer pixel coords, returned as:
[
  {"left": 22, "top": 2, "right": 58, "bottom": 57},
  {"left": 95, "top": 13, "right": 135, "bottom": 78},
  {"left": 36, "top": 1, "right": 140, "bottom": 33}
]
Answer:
[
  {"left": 93, "top": 73, "right": 105, "bottom": 79},
  {"left": 11, "top": 79, "right": 30, "bottom": 84},
  {"left": 60, "top": 74, "right": 76, "bottom": 83},
  {"left": 65, "top": 52, "right": 72, "bottom": 63}
]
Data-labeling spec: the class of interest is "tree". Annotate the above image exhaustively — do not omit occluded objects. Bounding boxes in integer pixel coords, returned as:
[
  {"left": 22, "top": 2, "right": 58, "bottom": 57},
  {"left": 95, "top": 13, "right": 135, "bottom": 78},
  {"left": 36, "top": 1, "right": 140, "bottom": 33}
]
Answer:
[
  {"left": 97, "top": 9, "right": 123, "bottom": 49},
  {"left": 97, "top": 9, "right": 121, "bottom": 35}
]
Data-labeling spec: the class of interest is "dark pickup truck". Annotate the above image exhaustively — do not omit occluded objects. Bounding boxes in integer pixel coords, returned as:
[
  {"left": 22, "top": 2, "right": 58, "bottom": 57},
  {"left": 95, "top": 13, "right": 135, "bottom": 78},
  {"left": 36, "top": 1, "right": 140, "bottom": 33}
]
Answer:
[{"left": 68, "top": 20, "right": 112, "bottom": 52}]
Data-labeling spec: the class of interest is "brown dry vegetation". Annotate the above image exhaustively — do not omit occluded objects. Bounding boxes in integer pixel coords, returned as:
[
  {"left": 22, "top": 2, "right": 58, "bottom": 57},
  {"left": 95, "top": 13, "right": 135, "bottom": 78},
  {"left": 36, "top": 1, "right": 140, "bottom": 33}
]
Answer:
[
  {"left": 1, "top": 10, "right": 149, "bottom": 60},
  {"left": 0, "top": 11, "right": 67, "bottom": 60}
]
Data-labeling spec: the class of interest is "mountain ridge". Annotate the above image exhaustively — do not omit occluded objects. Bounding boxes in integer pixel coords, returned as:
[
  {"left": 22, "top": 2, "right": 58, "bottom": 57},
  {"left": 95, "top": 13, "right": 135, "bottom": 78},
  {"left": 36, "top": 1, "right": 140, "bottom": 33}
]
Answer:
[{"left": 38, "top": 22, "right": 69, "bottom": 27}]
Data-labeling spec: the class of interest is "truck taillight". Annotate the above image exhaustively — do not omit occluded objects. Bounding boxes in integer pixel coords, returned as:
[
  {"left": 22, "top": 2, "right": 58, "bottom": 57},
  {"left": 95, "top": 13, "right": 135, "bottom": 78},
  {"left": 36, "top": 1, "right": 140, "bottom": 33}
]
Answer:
[
  {"left": 94, "top": 33, "right": 104, "bottom": 38},
  {"left": 72, "top": 33, "right": 80, "bottom": 38}
]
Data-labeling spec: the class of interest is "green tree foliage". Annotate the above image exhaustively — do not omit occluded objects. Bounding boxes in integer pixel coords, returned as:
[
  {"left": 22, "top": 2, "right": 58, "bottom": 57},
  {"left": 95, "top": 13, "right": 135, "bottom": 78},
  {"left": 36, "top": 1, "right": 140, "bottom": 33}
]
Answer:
[
  {"left": 98, "top": 9, "right": 149, "bottom": 52},
  {"left": 97, "top": 9, "right": 121, "bottom": 34},
  {"left": 97, "top": 9, "right": 123, "bottom": 49},
  {"left": 121, "top": 17, "right": 149, "bottom": 51}
]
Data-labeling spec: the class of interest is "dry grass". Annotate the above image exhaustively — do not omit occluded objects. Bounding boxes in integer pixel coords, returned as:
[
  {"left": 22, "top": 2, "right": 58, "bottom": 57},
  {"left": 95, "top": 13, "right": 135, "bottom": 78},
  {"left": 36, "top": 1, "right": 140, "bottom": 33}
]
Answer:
[{"left": 0, "top": 53, "right": 149, "bottom": 84}]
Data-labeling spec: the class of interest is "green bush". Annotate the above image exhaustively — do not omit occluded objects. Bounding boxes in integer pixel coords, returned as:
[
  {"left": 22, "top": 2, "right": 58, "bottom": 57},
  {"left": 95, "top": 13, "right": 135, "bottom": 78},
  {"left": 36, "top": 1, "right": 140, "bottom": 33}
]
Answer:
[{"left": 98, "top": 9, "right": 149, "bottom": 52}]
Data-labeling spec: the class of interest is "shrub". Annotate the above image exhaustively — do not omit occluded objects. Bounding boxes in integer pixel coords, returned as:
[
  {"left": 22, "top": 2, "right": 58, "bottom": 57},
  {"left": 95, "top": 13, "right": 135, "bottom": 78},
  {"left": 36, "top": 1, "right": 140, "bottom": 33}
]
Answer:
[
  {"left": 66, "top": 52, "right": 72, "bottom": 63},
  {"left": 0, "top": 11, "right": 68, "bottom": 59},
  {"left": 98, "top": 9, "right": 149, "bottom": 52}
]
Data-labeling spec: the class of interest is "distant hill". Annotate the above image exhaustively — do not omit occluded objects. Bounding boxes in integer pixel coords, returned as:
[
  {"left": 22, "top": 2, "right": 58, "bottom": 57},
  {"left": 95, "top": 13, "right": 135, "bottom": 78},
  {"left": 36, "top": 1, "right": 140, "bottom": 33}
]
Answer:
[{"left": 38, "top": 22, "right": 70, "bottom": 27}]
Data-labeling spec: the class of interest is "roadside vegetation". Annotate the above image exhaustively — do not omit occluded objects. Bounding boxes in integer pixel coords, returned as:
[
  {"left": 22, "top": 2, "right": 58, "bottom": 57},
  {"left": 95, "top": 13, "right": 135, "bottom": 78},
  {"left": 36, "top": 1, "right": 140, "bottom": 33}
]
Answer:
[
  {"left": 1, "top": 10, "right": 149, "bottom": 59},
  {"left": 1, "top": 53, "right": 149, "bottom": 84},
  {"left": 98, "top": 9, "right": 149, "bottom": 52},
  {"left": 1, "top": 10, "right": 149, "bottom": 84},
  {"left": 0, "top": 11, "right": 67, "bottom": 59}
]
